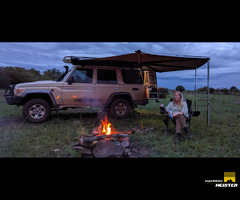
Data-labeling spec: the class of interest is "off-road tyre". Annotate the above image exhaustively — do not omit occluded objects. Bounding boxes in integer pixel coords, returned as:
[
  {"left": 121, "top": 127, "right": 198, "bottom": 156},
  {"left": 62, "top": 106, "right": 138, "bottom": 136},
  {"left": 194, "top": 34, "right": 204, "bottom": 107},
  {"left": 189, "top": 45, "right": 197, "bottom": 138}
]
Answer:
[
  {"left": 22, "top": 98, "right": 51, "bottom": 123},
  {"left": 109, "top": 98, "right": 131, "bottom": 119}
]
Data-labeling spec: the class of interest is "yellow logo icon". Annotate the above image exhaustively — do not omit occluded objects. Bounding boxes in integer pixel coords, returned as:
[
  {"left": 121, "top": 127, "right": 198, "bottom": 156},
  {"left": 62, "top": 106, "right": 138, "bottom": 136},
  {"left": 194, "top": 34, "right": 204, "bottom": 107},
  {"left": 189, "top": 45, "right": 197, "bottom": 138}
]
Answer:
[{"left": 224, "top": 172, "right": 236, "bottom": 183}]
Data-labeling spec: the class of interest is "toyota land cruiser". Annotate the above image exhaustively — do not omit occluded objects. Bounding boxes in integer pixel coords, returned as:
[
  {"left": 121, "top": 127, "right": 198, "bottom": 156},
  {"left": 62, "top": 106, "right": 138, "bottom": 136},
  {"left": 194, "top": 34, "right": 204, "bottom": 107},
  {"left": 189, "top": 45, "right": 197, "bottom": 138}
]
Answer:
[{"left": 4, "top": 62, "right": 159, "bottom": 123}]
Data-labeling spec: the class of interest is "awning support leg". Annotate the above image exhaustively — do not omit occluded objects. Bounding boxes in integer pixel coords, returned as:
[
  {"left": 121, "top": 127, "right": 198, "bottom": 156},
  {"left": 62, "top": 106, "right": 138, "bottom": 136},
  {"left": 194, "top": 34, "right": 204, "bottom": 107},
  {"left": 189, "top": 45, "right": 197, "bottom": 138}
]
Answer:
[
  {"left": 195, "top": 68, "right": 197, "bottom": 111},
  {"left": 207, "top": 61, "right": 210, "bottom": 127}
]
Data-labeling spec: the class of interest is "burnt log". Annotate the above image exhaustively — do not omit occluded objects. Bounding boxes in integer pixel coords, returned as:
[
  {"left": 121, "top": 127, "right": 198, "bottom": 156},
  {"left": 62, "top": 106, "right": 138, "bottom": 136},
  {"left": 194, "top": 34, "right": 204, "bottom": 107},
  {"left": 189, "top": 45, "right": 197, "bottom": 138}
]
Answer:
[
  {"left": 81, "top": 135, "right": 106, "bottom": 143},
  {"left": 111, "top": 133, "right": 129, "bottom": 138},
  {"left": 80, "top": 133, "right": 129, "bottom": 144}
]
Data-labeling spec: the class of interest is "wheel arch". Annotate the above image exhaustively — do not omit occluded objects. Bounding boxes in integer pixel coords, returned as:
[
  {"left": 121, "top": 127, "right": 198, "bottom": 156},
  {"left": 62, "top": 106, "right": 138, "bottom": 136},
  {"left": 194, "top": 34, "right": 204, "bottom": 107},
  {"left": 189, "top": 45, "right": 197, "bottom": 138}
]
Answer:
[
  {"left": 106, "top": 92, "right": 133, "bottom": 108},
  {"left": 21, "top": 90, "right": 57, "bottom": 109}
]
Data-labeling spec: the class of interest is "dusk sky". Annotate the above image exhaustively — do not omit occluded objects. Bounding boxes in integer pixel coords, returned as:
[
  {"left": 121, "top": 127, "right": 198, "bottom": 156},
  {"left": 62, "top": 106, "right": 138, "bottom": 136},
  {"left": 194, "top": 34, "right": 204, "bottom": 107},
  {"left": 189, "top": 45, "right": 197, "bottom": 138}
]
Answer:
[{"left": 0, "top": 42, "right": 239, "bottom": 90}]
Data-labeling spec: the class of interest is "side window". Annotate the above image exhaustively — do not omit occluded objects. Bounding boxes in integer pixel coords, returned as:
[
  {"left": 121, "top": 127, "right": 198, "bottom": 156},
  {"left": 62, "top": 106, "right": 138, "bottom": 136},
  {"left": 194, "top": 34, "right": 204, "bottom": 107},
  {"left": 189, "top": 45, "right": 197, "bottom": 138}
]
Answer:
[
  {"left": 71, "top": 68, "right": 93, "bottom": 83},
  {"left": 121, "top": 69, "right": 143, "bottom": 84},
  {"left": 97, "top": 69, "right": 117, "bottom": 84}
]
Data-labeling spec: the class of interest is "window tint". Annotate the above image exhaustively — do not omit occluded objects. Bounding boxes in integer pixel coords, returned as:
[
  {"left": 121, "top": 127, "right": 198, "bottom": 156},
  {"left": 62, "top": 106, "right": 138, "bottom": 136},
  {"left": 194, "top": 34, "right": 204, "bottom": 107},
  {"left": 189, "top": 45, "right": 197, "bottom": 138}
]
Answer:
[
  {"left": 121, "top": 69, "right": 143, "bottom": 84},
  {"left": 97, "top": 69, "right": 117, "bottom": 84},
  {"left": 71, "top": 68, "right": 93, "bottom": 83}
]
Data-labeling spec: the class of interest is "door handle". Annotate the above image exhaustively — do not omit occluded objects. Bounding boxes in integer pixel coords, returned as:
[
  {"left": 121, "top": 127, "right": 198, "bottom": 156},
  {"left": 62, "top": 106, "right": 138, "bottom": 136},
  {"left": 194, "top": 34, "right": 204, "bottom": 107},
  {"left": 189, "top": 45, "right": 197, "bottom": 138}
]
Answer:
[
  {"left": 86, "top": 87, "right": 92, "bottom": 90},
  {"left": 132, "top": 88, "right": 139, "bottom": 91}
]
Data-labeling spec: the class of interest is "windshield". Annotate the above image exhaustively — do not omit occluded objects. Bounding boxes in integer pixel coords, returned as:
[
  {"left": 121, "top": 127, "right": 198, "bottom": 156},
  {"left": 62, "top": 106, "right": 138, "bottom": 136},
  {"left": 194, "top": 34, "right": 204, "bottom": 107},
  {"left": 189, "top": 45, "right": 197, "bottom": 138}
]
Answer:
[{"left": 57, "top": 67, "right": 72, "bottom": 82}]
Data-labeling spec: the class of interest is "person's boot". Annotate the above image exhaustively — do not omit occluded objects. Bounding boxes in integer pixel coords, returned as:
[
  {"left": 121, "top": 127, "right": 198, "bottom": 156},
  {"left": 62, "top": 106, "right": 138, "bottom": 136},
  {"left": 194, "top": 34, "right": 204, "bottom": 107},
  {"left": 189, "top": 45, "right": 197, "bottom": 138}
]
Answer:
[
  {"left": 174, "top": 133, "right": 181, "bottom": 143},
  {"left": 183, "top": 127, "right": 192, "bottom": 140}
]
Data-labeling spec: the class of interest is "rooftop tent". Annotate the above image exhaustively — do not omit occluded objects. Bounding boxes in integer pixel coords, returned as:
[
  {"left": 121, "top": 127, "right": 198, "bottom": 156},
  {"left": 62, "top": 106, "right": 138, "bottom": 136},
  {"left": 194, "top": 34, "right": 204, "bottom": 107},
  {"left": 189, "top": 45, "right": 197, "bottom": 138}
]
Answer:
[{"left": 63, "top": 50, "right": 210, "bottom": 72}]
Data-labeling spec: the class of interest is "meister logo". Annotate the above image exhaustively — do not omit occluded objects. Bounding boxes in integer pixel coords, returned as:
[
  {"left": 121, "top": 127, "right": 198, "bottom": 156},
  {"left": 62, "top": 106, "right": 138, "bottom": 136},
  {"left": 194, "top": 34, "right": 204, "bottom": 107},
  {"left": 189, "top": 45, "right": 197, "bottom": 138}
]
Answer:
[
  {"left": 224, "top": 172, "right": 235, "bottom": 183},
  {"left": 205, "top": 172, "right": 238, "bottom": 188}
]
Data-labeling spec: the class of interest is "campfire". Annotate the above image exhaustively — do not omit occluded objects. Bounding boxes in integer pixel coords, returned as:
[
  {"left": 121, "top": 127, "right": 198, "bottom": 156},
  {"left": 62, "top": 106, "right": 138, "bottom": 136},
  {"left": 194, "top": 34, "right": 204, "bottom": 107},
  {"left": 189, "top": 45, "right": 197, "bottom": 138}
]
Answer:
[
  {"left": 73, "top": 115, "right": 156, "bottom": 157},
  {"left": 101, "top": 116, "right": 112, "bottom": 135},
  {"left": 95, "top": 115, "right": 131, "bottom": 138}
]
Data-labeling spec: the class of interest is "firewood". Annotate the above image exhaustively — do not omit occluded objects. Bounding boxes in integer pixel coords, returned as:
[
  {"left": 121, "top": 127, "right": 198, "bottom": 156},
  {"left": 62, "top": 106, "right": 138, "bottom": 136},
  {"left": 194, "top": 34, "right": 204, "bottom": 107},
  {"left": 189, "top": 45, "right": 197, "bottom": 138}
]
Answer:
[
  {"left": 80, "top": 133, "right": 129, "bottom": 143},
  {"left": 111, "top": 133, "right": 129, "bottom": 138},
  {"left": 85, "top": 132, "right": 99, "bottom": 137},
  {"left": 81, "top": 135, "right": 106, "bottom": 143}
]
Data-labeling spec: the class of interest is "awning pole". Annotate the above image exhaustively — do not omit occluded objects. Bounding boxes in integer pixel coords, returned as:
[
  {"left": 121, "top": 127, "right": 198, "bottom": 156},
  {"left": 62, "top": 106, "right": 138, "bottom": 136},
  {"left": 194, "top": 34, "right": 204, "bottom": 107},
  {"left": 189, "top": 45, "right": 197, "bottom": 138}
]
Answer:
[
  {"left": 136, "top": 49, "right": 142, "bottom": 68},
  {"left": 195, "top": 68, "right": 197, "bottom": 111},
  {"left": 135, "top": 50, "right": 144, "bottom": 131},
  {"left": 207, "top": 61, "right": 210, "bottom": 127}
]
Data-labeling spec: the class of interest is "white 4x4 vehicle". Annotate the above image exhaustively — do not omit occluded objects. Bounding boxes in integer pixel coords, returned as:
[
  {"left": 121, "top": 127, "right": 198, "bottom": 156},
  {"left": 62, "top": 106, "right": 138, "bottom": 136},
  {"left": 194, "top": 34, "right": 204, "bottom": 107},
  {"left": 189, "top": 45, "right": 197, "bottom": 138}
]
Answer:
[{"left": 5, "top": 62, "right": 159, "bottom": 123}]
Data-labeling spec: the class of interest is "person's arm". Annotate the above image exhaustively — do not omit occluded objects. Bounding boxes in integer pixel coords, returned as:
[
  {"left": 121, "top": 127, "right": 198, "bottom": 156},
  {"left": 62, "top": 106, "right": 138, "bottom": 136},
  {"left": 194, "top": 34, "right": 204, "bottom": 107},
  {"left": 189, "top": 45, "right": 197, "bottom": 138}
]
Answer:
[
  {"left": 181, "top": 102, "right": 189, "bottom": 118},
  {"left": 165, "top": 102, "right": 172, "bottom": 113}
]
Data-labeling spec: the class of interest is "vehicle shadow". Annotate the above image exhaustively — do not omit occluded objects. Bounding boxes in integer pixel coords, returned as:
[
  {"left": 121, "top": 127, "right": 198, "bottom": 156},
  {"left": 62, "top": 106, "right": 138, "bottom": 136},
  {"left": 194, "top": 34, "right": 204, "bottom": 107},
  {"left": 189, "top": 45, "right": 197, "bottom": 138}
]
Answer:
[{"left": 0, "top": 116, "right": 23, "bottom": 127}]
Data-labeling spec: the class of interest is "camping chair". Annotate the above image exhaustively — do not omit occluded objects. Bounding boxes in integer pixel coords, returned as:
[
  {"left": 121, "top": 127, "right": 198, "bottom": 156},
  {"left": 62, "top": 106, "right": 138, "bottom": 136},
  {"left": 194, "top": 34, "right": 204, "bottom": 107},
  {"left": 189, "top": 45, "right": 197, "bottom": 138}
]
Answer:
[{"left": 160, "top": 98, "right": 200, "bottom": 137}]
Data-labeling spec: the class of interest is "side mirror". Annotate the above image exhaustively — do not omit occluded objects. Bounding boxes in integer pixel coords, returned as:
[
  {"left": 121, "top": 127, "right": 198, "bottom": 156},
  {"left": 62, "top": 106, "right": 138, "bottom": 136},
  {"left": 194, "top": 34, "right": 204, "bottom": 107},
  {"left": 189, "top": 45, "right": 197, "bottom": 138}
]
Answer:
[{"left": 67, "top": 76, "right": 74, "bottom": 85}]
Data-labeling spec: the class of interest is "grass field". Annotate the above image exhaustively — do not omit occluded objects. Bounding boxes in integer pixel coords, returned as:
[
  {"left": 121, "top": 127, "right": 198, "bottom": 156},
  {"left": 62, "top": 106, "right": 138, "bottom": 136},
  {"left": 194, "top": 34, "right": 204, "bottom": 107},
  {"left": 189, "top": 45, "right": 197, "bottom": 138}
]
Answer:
[{"left": 0, "top": 89, "right": 240, "bottom": 157}]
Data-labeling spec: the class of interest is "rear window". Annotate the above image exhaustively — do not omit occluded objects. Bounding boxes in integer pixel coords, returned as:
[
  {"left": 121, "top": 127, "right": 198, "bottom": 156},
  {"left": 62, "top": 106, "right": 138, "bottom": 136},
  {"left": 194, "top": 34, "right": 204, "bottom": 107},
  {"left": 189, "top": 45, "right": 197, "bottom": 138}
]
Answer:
[
  {"left": 97, "top": 69, "right": 117, "bottom": 84},
  {"left": 121, "top": 69, "right": 143, "bottom": 84}
]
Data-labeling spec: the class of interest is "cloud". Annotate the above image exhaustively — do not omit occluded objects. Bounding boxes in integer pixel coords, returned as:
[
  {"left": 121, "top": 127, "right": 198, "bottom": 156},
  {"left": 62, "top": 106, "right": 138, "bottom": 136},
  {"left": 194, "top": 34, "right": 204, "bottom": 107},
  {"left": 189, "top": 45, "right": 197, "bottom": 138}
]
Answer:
[{"left": 0, "top": 42, "right": 239, "bottom": 89}]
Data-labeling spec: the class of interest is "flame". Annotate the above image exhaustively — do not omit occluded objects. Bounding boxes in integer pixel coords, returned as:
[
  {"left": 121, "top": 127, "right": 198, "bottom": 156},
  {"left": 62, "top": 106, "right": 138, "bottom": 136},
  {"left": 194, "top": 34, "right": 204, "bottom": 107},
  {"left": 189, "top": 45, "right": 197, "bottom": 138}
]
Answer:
[{"left": 101, "top": 116, "right": 111, "bottom": 135}]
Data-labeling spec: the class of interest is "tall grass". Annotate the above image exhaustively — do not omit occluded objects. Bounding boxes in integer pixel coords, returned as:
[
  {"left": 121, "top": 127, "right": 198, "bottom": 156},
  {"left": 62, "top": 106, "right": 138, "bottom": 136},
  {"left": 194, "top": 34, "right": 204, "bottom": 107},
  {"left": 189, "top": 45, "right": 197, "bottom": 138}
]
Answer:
[{"left": 0, "top": 89, "right": 240, "bottom": 157}]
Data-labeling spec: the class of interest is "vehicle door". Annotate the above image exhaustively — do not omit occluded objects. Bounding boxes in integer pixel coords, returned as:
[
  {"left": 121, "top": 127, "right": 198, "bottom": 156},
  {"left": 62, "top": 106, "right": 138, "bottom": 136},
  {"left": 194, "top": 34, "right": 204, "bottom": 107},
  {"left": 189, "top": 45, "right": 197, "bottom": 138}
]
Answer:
[
  {"left": 94, "top": 68, "right": 121, "bottom": 106},
  {"left": 62, "top": 68, "right": 94, "bottom": 106},
  {"left": 121, "top": 68, "right": 145, "bottom": 101}
]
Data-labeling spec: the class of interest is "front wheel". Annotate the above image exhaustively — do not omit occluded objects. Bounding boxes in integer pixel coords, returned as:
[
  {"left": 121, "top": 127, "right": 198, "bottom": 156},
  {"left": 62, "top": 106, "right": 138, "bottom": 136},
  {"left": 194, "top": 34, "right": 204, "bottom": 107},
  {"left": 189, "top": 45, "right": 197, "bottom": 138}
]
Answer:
[
  {"left": 22, "top": 98, "right": 51, "bottom": 123},
  {"left": 109, "top": 98, "right": 131, "bottom": 119}
]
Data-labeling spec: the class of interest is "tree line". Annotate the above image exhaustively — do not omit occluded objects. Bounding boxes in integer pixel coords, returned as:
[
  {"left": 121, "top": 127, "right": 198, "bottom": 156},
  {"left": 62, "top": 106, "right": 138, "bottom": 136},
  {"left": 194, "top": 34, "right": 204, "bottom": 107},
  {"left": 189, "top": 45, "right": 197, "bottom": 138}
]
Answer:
[
  {"left": 0, "top": 67, "right": 63, "bottom": 88},
  {"left": 174, "top": 85, "right": 240, "bottom": 95}
]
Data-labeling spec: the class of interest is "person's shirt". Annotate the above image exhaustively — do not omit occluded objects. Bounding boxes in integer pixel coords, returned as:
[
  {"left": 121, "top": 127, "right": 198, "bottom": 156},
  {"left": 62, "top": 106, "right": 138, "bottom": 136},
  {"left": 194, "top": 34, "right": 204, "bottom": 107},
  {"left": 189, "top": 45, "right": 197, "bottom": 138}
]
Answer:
[{"left": 165, "top": 101, "right": 189, "bottom": 118}]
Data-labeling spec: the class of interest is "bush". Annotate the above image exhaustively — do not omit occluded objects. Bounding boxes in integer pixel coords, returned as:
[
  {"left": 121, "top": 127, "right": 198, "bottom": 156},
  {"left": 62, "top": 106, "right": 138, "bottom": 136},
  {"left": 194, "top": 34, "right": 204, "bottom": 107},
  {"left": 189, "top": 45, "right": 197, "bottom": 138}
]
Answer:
[
  {"left": 158, "top": 87, "right": 168, "bottom": 99},
  {"left": 175, "top": 85, "right": 185, "bottom": 92},
  {"left": 197, "top": 86, "right": 208, "bottom": 94},
  {"left": 209, "top": 88, "right": 215, "bottom": 94}
]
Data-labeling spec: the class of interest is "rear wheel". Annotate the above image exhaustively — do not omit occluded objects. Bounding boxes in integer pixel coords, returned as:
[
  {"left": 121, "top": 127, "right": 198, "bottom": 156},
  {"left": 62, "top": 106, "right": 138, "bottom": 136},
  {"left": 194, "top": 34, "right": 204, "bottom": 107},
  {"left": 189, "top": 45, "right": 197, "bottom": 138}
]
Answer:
[
  {"left": 109, "top": 98, "right": 131, "bottom": 119},
  {"left": 23, "top": 98, "right": 51, "bottom": 123}
]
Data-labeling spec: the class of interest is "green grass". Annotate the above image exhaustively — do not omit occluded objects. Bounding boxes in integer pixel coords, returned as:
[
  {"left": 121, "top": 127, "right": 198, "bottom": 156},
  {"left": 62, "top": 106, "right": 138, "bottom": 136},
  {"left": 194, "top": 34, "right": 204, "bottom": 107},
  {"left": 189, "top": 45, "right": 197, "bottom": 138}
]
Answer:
[{"left": 0, "top": 89, "right": 240, "bottom": 157}]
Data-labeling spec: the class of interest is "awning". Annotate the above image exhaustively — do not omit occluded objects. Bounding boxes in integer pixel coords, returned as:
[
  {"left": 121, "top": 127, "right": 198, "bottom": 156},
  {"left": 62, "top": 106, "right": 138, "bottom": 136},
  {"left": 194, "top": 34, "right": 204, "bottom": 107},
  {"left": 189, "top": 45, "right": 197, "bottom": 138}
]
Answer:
[
  {"left": 63, "top": 50, "right": 210, "bottom": 72},
  {"left": 63, "top": 50, "right": 211, "bottom": 127}
]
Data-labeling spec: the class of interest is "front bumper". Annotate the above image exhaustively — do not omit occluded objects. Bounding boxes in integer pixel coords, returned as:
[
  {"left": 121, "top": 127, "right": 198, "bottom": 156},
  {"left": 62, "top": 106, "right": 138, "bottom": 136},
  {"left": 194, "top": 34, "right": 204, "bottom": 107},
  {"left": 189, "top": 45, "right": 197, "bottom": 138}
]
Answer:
[
  {"left": 4, "top": 85, "right": 23, "bottom": 105},
  {"left": 5, "top": 95, "right": 23, "bottom": 105}
]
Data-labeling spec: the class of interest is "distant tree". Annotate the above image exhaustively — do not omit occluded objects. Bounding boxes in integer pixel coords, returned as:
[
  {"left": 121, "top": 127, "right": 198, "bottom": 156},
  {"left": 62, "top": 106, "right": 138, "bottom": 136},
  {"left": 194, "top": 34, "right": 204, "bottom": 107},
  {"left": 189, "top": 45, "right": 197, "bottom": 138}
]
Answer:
[
  {"left": 43, "top": 68, "right": 62, "bottom": 81},
  {"left": 221, "top": 88, "right": 229, "bottom": 94},
  {"left": 0, "top": 66, "right": 64, "bottom": 89},
  {"left": 0, "top": 67, "right": 9, "bottom": 88},
  {"left": 158, "top": 87, "right": 168, "bottom": 99},
  {"left": 230, "top": 86, "right": 237, "bottom": 91},
  {"left": 176, "top": 85, "right": 185, "bottom": 92},
  {"left": 29, "top": 68, "right": 43, "bottom": 80},
  {"left": 209, "top": 87, "right": 215, "bottom": 94},
  {"left": 1, "top": 67, "right": 36, "bottom": 85},
  {"left": 230, "top": 86, "right": 239, "bottom": 94},
  {"left": 197, "top": 86, "right": 208, "bottom": 94}
]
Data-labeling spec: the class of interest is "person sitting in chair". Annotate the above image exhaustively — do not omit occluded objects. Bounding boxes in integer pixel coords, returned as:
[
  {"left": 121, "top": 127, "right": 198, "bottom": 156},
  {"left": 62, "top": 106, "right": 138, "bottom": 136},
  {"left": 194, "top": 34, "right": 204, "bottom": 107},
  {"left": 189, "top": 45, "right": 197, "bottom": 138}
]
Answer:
[{"left": 165, "top": 91, "right": 192, "bottom": 142}]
